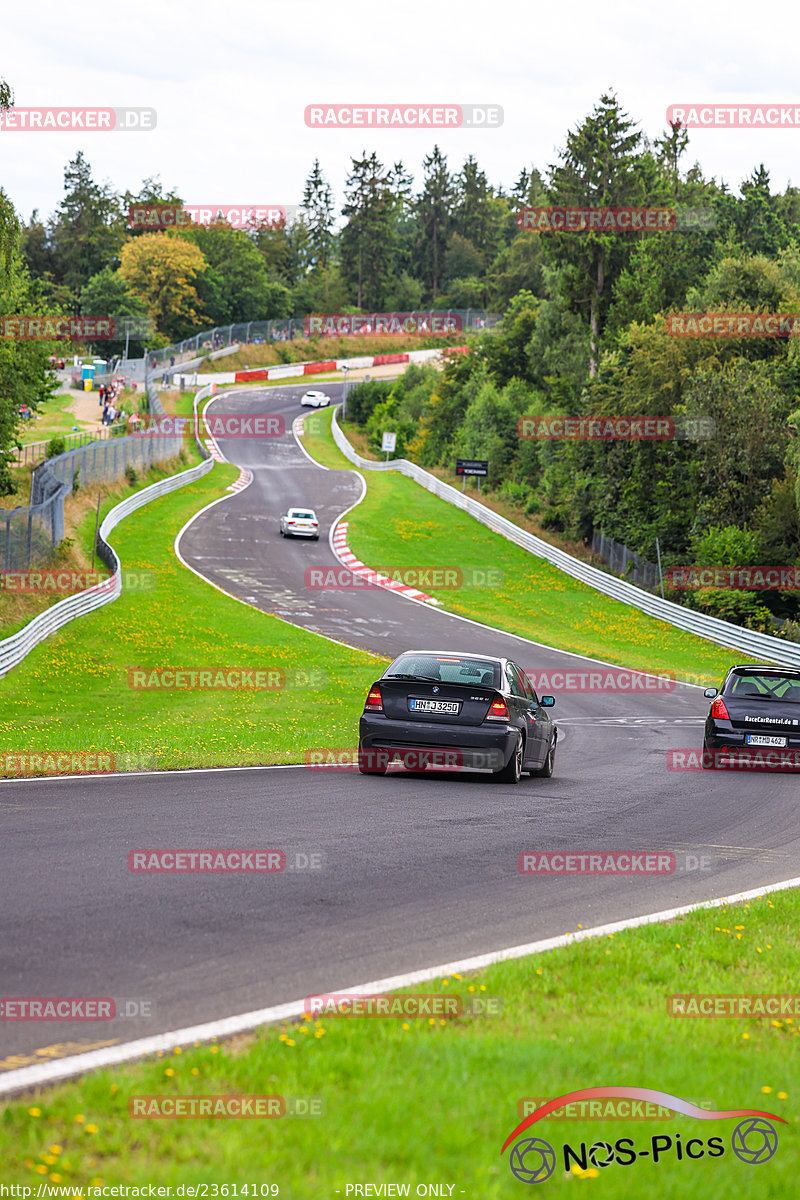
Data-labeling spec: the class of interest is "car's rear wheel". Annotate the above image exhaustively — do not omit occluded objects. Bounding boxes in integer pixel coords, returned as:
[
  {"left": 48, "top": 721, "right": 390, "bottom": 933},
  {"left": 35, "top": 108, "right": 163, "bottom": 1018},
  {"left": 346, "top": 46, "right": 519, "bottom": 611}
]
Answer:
[
  {"left": 531, "top": 739, "right": 556, "bottom": 778},
  {"left": 358, "top": 747, "right": 387, "bottom": 775},
  {"left": 494, "top": 735, "right": 522, "bottom": 784},
  {"left": 702, "top": 741, "right": 720, "bottom": 769}
]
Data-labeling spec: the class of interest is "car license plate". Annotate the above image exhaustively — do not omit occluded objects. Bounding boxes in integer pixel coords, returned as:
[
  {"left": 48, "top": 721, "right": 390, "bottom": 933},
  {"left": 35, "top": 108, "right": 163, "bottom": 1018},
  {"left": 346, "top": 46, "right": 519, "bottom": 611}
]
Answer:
[
  {"left": 409, "top": 698, "right": 460, "bottom": 714},
  {"left": 746, "top": 734, "right": 787, "bottom": 747}
]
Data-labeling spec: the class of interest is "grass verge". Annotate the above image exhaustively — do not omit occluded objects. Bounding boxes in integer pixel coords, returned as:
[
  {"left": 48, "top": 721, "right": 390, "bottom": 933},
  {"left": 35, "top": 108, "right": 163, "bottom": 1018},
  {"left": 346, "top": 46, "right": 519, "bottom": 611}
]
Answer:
[
  {"left": 0, "top": 391, "right": 203, "bottom": 641},
  {"left": 16, "top": 392, "right": 85, "bottom": 445},
  {"left": 1, "top": 889, "right": 797, "bottom": 1195},
  {"left": 301, "top": 407, "right": 759, "bottom": 687},
  {"left": 0, "top": 448, "right": 383, "bottom": 772}
]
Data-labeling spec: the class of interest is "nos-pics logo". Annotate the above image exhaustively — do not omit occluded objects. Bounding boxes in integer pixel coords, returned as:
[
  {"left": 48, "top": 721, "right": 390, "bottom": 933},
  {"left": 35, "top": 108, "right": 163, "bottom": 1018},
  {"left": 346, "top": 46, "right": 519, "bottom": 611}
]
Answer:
[{"left": 502, "top": 1087, "right": 784, "bottom": 1184}]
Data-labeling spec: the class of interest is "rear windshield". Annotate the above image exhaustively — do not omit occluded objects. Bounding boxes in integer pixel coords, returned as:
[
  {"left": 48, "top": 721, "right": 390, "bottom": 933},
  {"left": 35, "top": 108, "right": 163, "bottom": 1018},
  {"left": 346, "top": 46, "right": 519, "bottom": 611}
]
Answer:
[
  {"left": 384, "top": 654, "right": 499, "bottom": 687},
  {"left": 290, "top": 511, "right": 315, "bottom": 519},
  {"left": 725, "top": 672, "right": 800, "bottom": 700}
]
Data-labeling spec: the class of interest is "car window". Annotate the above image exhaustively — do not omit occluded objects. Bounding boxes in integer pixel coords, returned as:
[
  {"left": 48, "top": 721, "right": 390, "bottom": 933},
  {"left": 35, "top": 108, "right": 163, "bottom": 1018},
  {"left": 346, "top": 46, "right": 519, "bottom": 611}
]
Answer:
[
  {"left": 728, "top": 672, "right": 800, "bottom": 699},
  {"left": 505, "top": 663, "right": 526, "bottom": 698},
  {"left": 516, "top": 665, "right": 538, "bottom": 702},
  {"left": 385, "top": 655, "right": 499, "bottom": 686}
]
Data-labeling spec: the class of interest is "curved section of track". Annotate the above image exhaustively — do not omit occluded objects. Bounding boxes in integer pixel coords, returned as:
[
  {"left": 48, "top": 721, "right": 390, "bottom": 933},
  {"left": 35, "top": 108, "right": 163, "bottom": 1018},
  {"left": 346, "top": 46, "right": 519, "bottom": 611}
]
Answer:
[{"left": 2, "top": 382, "right": 797, "bottom": 1070}]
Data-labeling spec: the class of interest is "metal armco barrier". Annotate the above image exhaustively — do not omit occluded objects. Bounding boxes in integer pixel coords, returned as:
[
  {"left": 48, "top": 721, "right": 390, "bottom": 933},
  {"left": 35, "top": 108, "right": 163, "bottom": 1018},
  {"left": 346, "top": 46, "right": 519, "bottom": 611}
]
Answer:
[
  {"left": 330, "top": 407, "right": 800, "bottom": 669},
  {"left": 0, "top": 386, "right": 216, "bottom": 680}
]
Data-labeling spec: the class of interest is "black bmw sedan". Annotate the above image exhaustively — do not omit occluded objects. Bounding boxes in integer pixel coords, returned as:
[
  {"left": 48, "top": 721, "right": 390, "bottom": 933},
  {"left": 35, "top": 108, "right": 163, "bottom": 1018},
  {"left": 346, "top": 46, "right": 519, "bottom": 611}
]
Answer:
[
  {"left": 358, "top": 649, "right": 557, "bottom": 783},
  {"left": 703, "top": 664, "right": 800, "bottom": 768}
]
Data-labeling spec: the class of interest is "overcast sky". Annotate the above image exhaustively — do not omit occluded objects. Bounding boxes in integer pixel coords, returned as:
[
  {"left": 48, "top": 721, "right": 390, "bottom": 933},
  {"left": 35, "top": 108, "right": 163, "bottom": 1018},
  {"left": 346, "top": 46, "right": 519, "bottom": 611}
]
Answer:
[{"left": 3, "top": 0, "right": 800, "bottom": 224}]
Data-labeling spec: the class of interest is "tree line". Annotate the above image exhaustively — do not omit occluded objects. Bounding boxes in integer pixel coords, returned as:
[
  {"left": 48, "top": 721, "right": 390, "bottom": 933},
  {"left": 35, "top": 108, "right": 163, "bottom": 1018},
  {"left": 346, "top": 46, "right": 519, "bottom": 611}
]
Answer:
[{"left": 4, "top": 83, "right": 800, "bottom": 641}]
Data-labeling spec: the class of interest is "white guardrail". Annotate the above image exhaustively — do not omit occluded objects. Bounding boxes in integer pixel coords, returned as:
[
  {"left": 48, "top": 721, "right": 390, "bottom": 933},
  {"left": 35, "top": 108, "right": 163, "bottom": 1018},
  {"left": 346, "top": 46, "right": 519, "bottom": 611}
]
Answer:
[
  {"left": 0, "top": 387, "right": 216, "bottom": 680},
  {"left": 330, "top": 407, "right": 800, "bottom": 669}
]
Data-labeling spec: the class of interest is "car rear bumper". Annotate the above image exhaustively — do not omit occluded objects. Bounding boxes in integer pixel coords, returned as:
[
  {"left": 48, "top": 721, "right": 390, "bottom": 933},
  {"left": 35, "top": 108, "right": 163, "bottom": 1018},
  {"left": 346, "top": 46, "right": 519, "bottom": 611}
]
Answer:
[
  {"left": 359, "top": 714, "right": 517, "bottom": 771},
  {"left": 705, "top": 723, "right": 800, "bottom": 750}
]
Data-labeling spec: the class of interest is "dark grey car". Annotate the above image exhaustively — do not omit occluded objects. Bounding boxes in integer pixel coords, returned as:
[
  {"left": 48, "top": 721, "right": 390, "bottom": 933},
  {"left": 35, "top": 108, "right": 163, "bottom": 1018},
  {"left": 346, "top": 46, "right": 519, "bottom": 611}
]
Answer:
[{"left": 358, "top": 649, "right": 557, "bottom": 784}]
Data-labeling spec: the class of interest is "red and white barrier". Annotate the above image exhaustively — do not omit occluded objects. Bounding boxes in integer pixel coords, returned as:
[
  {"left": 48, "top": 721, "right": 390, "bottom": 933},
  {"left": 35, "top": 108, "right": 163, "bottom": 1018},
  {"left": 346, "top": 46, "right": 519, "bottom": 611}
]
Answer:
[{"left": 233, "top": 346, "right": 467, "bottom": 384}]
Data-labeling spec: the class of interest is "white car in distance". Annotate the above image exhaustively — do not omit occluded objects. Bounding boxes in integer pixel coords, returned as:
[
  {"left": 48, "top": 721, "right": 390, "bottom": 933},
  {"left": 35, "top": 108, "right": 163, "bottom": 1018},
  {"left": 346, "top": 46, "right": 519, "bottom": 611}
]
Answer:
[
  {"left": 300, "top": 390, "right": 331, "bottom": 408},
  {"left": 280, "top": 508, "right": 320, "bottom": 540}
]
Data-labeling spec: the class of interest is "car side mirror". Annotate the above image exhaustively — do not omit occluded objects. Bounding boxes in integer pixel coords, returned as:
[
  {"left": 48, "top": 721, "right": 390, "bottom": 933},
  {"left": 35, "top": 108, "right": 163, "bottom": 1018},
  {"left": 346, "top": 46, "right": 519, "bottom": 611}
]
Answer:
[
  {"left": 704, "top": 688, "right": 718, "bottom": 699},
  {"left": 540, "top": 695, "right": 555, "bottom": 707}
]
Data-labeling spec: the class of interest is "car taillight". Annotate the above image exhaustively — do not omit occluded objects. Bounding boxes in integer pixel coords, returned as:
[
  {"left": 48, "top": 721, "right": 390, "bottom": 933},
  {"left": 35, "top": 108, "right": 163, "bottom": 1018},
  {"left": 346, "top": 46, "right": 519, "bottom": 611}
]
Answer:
[
  {"left": 711, "top": 697, "right": 730, "bottom": 720},
  {"left": 485, "top": 697, "right": 510, "bottom": 721},
  {"left": 364, "top": 686, "right": 383, "bottom": 712}
]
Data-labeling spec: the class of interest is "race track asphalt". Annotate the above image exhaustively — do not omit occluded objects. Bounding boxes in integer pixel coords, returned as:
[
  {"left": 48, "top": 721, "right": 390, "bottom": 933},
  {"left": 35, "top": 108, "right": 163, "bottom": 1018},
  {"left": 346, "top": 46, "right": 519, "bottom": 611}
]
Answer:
[{"left": 1, "top": 382, "right": 796, "bottom": 1067}]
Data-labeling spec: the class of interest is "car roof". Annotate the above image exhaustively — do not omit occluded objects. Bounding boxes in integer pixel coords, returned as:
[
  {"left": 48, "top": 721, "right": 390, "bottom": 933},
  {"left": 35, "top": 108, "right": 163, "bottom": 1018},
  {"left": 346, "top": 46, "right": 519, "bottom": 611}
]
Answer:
[
  {"left": 726, "top": 664, "right": 800, "bottom": 674},
  {"left": 391, "top": 649, "right": 504, "bottom": 664},
  {"left": 288, "top": 506, "right": 316, "bottom": 513}
]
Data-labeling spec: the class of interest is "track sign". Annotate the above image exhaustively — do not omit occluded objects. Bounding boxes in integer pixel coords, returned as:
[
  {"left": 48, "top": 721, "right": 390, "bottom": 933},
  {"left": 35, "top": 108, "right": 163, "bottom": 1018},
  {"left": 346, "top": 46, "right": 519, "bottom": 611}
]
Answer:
[
  {"left": 456, "top": 458, "right": 488, "bottom": 476},
  {"left": 381, "top": 431, "right": 397, "bottom": 453}
]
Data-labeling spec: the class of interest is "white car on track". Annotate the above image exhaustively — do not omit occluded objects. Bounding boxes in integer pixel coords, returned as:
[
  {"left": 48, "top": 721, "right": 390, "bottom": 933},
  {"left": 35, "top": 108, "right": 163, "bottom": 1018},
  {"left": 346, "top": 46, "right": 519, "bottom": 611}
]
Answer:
[
  {"left": 279, "top": 508, "right": 320, "bottom": 539},
  {"left": 300, "top": 390, "right": 331, "bottom": 408}
]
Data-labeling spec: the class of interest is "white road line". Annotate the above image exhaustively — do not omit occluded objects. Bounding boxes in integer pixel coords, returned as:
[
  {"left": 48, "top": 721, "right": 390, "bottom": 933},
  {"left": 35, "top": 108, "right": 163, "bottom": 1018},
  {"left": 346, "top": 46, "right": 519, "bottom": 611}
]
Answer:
[{"left": 2, "top": 874, "right": 798, "bottom": 1098}]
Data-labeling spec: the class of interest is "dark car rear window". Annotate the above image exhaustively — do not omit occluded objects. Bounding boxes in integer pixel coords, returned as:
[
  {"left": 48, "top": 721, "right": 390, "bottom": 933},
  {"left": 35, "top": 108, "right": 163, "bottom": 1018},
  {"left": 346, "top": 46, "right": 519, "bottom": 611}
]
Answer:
[
  {"left": 726, "top": 672, "right": 800, "bottom": 700},
  {"left": 385, "top": 654, "right": 500, "bottom": 687}
]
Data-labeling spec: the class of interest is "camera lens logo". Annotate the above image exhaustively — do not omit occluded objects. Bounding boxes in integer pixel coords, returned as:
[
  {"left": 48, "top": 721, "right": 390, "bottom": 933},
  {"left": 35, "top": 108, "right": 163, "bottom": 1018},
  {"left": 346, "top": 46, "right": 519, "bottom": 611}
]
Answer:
[
  {"left": 508, "top": 1137, "right": 556, "bottom": 1184},
  {"left": 588, "top": 1140, "right": 614, "bottom": 1167},
  {"left": 731, "top": 1118, "right": 778, "bottom": 1164}
]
